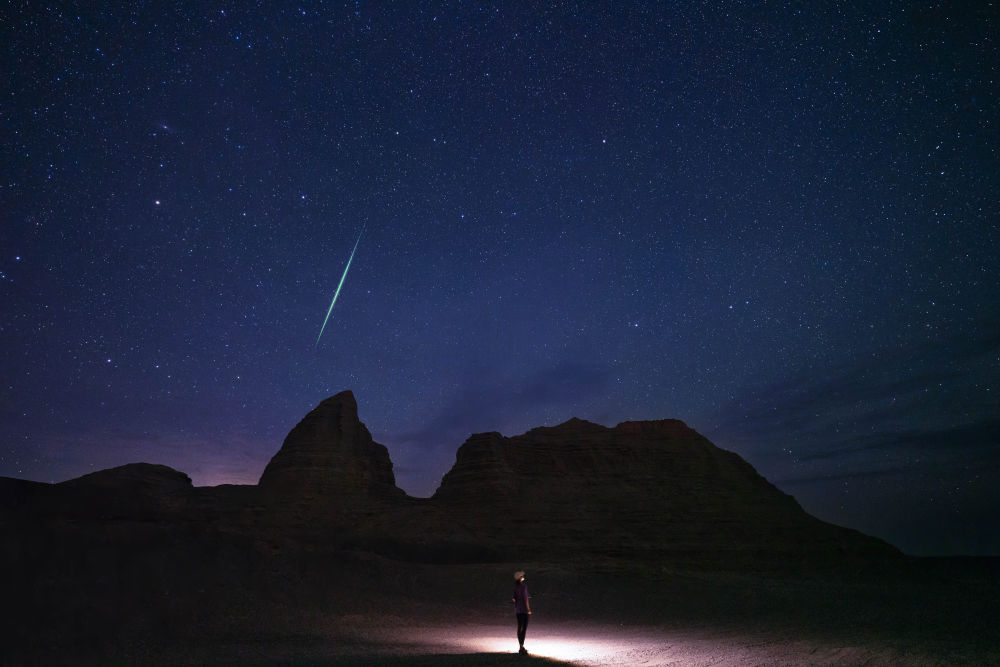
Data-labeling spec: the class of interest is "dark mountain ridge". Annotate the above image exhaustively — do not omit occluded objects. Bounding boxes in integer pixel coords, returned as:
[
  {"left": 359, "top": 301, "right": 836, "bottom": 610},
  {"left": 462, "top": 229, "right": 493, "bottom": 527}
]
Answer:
[{"left": 1, "top": 390, "right": 897, "bottom": 566}]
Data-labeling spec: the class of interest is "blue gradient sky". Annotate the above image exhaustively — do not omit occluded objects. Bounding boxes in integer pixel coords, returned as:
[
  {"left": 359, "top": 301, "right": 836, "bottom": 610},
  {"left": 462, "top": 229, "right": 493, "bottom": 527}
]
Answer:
[{"left": 3, "top": 2, "right": 997, "bottom": 556}]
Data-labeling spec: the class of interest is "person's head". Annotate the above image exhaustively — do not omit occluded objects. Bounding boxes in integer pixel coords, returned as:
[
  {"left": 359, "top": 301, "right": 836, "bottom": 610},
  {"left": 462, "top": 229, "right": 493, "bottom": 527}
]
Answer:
[{"left": 514, "top": 570, "right": 525, "bottom": 582}]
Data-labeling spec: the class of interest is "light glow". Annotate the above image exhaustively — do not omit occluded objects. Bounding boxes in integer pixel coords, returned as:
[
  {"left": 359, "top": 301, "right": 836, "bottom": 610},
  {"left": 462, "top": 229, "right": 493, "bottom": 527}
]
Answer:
[
  {"left": 465, "top": 634, "right": 617, "bottom": 661},
  {"left": 436, "top": 626, "right": 640, "bottom": 664}
]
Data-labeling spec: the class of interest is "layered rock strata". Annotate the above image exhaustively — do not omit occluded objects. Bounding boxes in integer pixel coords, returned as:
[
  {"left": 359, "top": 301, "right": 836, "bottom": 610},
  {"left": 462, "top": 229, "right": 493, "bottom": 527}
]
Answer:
[
  {"left": 429, "top": 417, "right": 896, "bottom": 564},
  {"left": 257, "top": 390, "right": 405, "bottom": 513}
]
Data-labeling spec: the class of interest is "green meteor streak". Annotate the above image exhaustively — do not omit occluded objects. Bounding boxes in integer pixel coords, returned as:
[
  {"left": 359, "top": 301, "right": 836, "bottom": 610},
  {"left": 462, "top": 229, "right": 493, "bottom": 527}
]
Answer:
[{"left": 316, "top": 225, "right": 365, "bottom": 346}]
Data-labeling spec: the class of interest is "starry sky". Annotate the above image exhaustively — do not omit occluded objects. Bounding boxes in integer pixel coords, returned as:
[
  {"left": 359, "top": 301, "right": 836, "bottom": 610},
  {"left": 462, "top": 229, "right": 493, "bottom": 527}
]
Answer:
[{"left": 3, "top": 2, "right": 997, "bottom": 557}]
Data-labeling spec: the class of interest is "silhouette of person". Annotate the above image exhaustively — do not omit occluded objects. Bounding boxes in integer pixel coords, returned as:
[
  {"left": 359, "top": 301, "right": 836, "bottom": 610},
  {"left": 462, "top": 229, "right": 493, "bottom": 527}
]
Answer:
[{"left": 512, "top": 570, "right": 531, "bottom": 654}]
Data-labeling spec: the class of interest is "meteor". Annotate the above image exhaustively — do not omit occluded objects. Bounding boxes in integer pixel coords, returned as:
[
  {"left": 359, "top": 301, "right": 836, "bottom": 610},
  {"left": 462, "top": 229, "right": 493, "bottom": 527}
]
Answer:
[{"left": 316, "top": 225, "right": 365, "bottom": 346}]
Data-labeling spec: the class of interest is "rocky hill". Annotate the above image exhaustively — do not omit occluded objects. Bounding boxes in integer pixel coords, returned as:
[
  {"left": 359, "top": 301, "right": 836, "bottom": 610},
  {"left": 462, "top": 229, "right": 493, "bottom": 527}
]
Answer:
[
  {"left": 257, "top": 391, "right": 405, "bottom": 526},
  {"left": 427, "top": 416, "right": 895, "bottom": 565},
  {"left": 1, "top": 390, "right": 897, "bottom": 566}
]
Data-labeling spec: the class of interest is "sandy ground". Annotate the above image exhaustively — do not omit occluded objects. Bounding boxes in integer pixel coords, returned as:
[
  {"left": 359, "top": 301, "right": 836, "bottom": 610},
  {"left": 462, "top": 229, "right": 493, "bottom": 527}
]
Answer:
[
  {"left": 344, "top": 620, "right": 949, "bottom": 666},
  {"left": 129, "top": 618, "right": 987, "bottom": 666},
  {"left": 7, "top": 554, "right": 997, "bottom": 665}
]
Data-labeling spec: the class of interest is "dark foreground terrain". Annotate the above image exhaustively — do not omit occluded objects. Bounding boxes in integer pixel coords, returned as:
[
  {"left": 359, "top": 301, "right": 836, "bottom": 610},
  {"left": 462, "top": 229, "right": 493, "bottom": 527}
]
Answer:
[
  {"left": 4, "top": 393, "right": 998, "bottom": 665},
  {"left": 4, "top": 517, "right": 998, "bottom": 666}
]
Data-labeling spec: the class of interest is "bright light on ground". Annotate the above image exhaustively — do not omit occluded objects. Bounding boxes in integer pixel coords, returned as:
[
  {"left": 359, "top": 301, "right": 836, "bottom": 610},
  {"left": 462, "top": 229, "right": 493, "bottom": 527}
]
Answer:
[
  {"left": 464, "top": 632, "right": 621, "bottom": 661},
  {"left": 432, "top": 623, "right": 668, "bottom": 665},
  {"left": 337, "top": 620, "right": 923, "bottom": 666},
  {"left": 147, "top": 620, "right": 945, "bottom": 666}
]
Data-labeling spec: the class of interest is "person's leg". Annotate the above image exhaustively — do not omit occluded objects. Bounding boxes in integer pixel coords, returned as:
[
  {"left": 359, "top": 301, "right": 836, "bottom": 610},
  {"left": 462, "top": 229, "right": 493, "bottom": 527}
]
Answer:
[{"left": 517, "top": 613, "right": 529, "bottom": 649}]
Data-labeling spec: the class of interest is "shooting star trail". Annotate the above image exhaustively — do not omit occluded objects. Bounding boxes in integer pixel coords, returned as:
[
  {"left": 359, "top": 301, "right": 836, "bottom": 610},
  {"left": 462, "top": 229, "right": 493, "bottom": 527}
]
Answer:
[{"left": 316, "top": 225, "right": 365, "bottom": 346}]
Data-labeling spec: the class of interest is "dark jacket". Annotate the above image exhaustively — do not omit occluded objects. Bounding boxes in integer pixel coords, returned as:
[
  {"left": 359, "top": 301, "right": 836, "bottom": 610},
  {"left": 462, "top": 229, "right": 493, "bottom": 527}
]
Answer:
[{"left": 512, "top": 581, "right": 531, "bottom": 614}]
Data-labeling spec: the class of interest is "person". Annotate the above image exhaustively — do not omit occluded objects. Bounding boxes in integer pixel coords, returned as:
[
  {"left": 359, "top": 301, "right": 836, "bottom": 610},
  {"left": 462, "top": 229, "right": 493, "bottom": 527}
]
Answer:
[{"left": 512, "top": 570, "right": 531, "bottom": 654}]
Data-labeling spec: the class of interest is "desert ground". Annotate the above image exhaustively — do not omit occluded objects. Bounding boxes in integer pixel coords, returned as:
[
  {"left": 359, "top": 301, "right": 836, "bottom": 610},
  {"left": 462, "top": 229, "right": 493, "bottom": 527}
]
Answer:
[
  {"left": 134, "top": 619, "right": 997, "bottom": 666},
  {"left": 11, "top": 553, "right": 998, "bottom": 666}
]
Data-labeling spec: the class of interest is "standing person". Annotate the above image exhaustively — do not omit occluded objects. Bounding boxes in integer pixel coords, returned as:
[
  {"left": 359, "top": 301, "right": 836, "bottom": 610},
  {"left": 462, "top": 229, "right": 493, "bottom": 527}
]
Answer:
[{"left": 512, "top": 570, "right": 532, "bottom": 654}]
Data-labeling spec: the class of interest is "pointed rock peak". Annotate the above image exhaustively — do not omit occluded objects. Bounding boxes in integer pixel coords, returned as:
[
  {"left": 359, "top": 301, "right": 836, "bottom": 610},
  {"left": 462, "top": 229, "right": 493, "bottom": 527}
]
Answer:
[
  {"left": 296, "top": 390, "right": 363, "bottom": 442},
  {"left": 258, "top": 390, "right": 402, "bottom": 499},
  {"left": 318, "top": 389, "right": 358, "bottom": 411},
  {"left": 306, "top": 390, "right": 361, "bottom": 427}
]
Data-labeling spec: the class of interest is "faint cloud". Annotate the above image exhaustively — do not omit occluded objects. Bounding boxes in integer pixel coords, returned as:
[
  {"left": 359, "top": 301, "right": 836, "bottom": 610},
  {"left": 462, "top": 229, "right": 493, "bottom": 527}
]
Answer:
[{"left": 383, "top": 360, "right": 612, "bottom": 497}]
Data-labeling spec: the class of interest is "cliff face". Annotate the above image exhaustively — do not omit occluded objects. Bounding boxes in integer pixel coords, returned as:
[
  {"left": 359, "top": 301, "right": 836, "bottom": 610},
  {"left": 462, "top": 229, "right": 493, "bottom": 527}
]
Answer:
[
  {"left": 429, "top": 417, "right": 896, "bottom": 563},
  {"left": 257, "top": 390, "right": 404, "bottom": 508}
]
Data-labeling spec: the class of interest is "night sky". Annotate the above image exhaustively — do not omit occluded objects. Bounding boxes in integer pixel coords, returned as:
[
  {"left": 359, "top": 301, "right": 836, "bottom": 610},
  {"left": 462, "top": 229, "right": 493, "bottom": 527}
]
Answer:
[{"left": 3, "top": 3, "right": 997, "bottom": 557}]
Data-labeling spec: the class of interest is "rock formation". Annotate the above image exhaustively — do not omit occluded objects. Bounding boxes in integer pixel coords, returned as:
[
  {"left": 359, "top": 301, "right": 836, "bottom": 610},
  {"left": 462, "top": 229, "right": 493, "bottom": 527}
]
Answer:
[
  {"left": 61, "top": 462, "right": 194, "bottom": 493},
  {"left": 5, "top": 393, "right": 997, "bottom": 666},
  {"left": 1, "top": 390, "right": 898, "bottom": 566},
  {"left": 257, "top": 390, "right": 405, "bottom": 514},
  {"left": 429, "top": 417, "right": 897, "bottom": 565}
]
